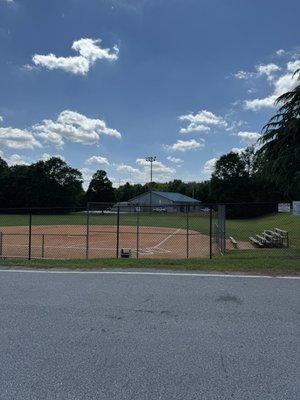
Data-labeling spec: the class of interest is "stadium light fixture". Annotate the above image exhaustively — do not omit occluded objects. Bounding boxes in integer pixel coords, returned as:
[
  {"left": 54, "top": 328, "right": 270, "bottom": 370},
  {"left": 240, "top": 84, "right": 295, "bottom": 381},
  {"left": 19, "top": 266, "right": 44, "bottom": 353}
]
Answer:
[{"left": 145, "top": 156, "right": 156, "bottom": 211}]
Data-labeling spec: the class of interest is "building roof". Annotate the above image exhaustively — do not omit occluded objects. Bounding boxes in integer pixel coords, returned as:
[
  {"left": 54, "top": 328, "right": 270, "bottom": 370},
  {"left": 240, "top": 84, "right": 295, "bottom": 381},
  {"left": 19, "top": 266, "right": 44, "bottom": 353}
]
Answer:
[
  {"left": 152, "top": 191, "right": 200, "bottom": 203},
  {"left": 129, "top": 191, "right": 200, "bottom": 203}
]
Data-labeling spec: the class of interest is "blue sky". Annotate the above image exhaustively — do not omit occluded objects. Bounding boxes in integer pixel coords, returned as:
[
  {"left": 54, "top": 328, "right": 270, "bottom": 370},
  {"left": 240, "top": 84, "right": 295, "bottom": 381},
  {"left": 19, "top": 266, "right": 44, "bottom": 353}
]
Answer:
[{"left": 0, "top": 0, "right": 299, "bottom": 187}]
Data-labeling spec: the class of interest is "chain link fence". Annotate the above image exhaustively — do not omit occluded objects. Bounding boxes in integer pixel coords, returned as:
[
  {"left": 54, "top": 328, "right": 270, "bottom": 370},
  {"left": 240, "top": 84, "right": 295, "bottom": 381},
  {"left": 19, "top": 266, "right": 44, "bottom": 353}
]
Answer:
[
  {"left": 224, "top": 202, "right": 297, "bottom": 254},
  {"left": 0, "top": 202, "right": 298, "bottom": 260},
  {"left": 0, "top": 204, "right": 218, "bottom": 260}
]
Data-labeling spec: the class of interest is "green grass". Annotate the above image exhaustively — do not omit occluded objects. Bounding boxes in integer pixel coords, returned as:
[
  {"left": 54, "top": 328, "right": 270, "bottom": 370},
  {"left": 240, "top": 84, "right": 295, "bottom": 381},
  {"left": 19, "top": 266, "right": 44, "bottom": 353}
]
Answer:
[
  {"left": 0, "top": 212, "right": 299, "bottom": 274},
  {"left": 0, "top": 248, "right": 299, "bottom": 275},
  {"left": 0, "top": 211, "right": 299, "bottom": 247},
  {"left": 226, "top": 213, "right": 300, "bottom": 248},
  {"left": 0, "top": 212, "right": 202, "bottom": 229},
  {"left": 0, "top": 213, "right": 88, "bottom": 227}
]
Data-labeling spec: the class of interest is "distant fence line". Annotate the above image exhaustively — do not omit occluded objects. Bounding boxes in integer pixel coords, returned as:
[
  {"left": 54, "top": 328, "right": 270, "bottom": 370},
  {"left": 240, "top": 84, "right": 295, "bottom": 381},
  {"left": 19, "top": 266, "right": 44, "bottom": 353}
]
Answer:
[
  {"left": 0, "top": 202, "right": 296, "bottom": 261},
  {"left": 0, "top": 203, "right": 223, "bottom": 260}
]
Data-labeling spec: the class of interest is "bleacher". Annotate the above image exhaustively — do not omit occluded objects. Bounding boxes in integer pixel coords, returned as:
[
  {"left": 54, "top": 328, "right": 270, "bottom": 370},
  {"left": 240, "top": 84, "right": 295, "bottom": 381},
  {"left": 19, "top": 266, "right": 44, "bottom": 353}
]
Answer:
[{"left": 249, "top": 228, "right": 289, "bottom": 248}]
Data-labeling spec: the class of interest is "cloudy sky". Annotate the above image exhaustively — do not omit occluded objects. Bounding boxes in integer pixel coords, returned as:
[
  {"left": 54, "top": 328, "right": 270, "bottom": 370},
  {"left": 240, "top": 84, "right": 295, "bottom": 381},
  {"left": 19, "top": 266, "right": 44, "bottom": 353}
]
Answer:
[{"left": 0, "top": 0, "right": 299, "bottom": 187}]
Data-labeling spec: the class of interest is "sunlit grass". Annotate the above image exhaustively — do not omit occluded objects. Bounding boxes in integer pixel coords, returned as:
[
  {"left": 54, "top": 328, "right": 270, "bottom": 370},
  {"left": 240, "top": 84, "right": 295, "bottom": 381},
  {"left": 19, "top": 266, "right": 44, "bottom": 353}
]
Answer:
[{"left": 0, "top": 211, "right": 299, "bottom": 249}]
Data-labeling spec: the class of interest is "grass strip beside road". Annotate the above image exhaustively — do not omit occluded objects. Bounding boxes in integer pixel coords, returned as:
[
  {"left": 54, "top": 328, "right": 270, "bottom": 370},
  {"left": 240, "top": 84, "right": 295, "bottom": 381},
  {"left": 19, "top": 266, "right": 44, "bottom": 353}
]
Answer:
[{"left": 0, "top": 249, "right": 299, "bottom": 276}]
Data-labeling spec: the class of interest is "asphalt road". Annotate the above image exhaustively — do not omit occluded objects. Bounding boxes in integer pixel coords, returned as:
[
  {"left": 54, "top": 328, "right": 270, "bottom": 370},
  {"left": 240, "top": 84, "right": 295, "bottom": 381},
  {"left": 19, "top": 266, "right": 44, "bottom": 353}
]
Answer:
[{"left": 0, "top": 269, "right": 299, "bottom": 400}]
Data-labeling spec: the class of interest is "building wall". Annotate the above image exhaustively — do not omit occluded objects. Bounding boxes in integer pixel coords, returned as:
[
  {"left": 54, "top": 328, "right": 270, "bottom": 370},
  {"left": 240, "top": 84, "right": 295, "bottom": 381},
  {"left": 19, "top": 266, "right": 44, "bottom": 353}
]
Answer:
[{"left": 130, "top": 192, "right": 173, "bottom": 207}]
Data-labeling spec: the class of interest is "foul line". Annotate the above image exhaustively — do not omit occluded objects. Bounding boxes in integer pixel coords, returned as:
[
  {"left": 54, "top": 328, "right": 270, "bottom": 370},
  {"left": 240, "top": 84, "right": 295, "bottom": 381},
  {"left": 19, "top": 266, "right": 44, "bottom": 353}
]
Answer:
[
  {"left": 0, "top": 269, "right": 298, "bottom": 280},
  {"left": 152, "top": 227, "right": 183, "bottom": 249}
]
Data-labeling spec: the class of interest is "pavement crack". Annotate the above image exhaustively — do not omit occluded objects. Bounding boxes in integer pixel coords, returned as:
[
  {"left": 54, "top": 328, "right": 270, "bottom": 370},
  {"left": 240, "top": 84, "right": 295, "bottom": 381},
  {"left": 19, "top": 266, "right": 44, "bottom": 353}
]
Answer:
[{"left": 220, "top": 354, "right": 229, "bottom": 377}]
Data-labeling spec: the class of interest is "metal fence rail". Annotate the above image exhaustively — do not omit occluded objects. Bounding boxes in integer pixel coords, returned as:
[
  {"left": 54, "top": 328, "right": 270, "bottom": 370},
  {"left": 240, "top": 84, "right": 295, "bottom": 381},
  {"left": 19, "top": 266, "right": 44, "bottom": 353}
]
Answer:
[
  {"left": 0, "top": 202, "right": 297, "bottom": 261},
  {"left": 0, "top": 204, "right": 219, "bottom": 260},
  {"left": 214, "top": 205, "right": 226, "bottom": 254}
]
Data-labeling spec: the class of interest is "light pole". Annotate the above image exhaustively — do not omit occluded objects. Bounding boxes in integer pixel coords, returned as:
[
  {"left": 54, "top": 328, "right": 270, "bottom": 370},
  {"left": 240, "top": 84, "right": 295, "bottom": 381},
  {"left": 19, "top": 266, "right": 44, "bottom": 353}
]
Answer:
[{"left": 146, "top": 156, "right": 156, "bottom": 212}]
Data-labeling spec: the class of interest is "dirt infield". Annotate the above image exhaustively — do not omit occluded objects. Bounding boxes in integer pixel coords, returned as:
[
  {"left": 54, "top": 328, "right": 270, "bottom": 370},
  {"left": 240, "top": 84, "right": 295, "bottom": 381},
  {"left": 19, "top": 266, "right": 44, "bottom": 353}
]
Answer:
[{"left": 0, "top": 224, "right": 217, "bottom": 259}]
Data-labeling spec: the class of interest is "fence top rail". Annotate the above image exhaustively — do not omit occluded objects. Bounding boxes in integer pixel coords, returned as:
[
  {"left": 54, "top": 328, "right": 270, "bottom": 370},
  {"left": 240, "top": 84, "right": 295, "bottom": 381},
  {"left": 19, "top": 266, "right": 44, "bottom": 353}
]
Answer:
[
  {"left": 0, "top": 209, "right": 88, "bottom": 215},
  {"left": 0, "top": 201, "right": 289, "bottom": 213},
  {"left": 0, "top": 230, "right": 204, "bottom": 237}
]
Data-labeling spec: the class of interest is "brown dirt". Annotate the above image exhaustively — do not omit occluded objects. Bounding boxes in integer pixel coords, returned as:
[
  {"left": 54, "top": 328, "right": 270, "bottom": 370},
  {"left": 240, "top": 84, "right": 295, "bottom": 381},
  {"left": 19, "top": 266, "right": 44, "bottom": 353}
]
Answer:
[{"left": 0, "top": 224, "right": 217, "bottom": 259}]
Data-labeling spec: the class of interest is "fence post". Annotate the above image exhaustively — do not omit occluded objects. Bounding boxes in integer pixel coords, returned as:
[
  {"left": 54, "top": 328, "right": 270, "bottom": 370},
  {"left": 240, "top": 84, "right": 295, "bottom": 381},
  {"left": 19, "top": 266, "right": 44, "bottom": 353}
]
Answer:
[
  {"left": 223, "top": 205, "right": 226, "bottom": 254},
  {"left": 136, "top": 210, "right": 139, "bottom": 259},
  {"left": 186, "top": 206, "right": 189, "bottom": 259},
  {"left": 116, "top": 206, "right": 120, "bottom": 258},
  {"left": 0, "top": 232, "right": 2, "bottom": 258},
  {"left": 42, "top": 234, "right": 45, "bottom": 259},
  {"left": 28, "top": 209, "right": 32, "bottom": 260},
  {"left": 209, "top": 206, "right": 212, "bottom": 259},
  {"left": 86, "top": 204, "right": 90, "bottom": 259}
]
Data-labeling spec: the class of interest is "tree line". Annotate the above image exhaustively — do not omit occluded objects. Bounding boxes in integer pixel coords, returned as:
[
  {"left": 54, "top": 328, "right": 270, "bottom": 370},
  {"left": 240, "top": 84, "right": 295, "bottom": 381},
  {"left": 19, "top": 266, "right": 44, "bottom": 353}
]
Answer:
[{"left": 0, "top": 69, "right": 299, "bottom": 209}]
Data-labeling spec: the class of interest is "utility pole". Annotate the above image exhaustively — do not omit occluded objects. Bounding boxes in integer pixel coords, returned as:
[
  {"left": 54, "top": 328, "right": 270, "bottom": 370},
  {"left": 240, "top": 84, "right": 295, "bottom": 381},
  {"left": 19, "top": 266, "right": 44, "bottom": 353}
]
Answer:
[{"left": 145, "top": 156, "right": 156, "bottom": 212}]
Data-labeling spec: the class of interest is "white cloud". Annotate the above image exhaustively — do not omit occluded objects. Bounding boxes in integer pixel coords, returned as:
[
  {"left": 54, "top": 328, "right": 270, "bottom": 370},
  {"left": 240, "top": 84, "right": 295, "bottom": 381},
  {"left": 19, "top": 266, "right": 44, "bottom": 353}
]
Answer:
[
  {"left": 235, "top": 131, "right": 261, "bottom": 144},
  {"left": 80, "top": 167, "right": 94, "bottom": 189},
  {"left": 234, "top": 63, "right": 280, "bottom": 82},
  {"left": 0, "top": 127, "right": 41, "bottom": 149},
  {"left": 22, "top": 64, "right": 37, "bottom": 72},
  {"left": 166, "top": 139, "right": 205, "bottom": 152},
  {"left": 4, "top": 154, "right": 31, "bottom": 166},
  {"left": 72, "top": 38, "right": 119, "bottom": 62},
  {"left": 244, "top": 59, "right": 300, "bottom": 111},
  {"left": 234, "top": 70, "right": 254, "bottom": 80},
  {"left": 0, "top": 116, "right": 3, "bottom": 123},
  {"left": 33, "top": 54, "right": 89, "bottom": 75},
  {"left": 85, "top": 155, "right": 109, "bottom": 166},
  {"left": 180, "top": 124, "right": 210, "bottom": 134},
  {"left": 116, "top": 164, "right": 140, "bottom": 174},
  {"left": 244, "top": 96, "right": 277, "bottom": 110},
  {"left": 39, "top": 153, "right": 65, "bottom": 162},
  {"left": 34, "top": 110, "right": 121, "bottom": 147},
  {"left": 166, "top": 156, "right": 183, "bottom": 164},
  {"left": 0, "top": 151, "right": 32, "bottom": 166},
  {"left": 276, "top": 49, "right": 286, "bottom": 56},
  {"left": 202, "top": 158, "right": 217, "bottom": 176},
  {"left": 225, "top": 119, "right": 245, "bottom": 132},
  {"left": 231, "top": 147, "right": 245, "bottom": 155},
  {"left": 0, "top": 110, "right": 120, "bottom": 150},
  {"left": 115, "top": 159, "right": 176, "bottom": 184},
  {"left": 256, "top": 63, "right": 280, "bottom": 80},
  {"left": 287, "top": 59, "right": 300, "bottom": 72},
  {"left": 2, "top": 0, "right": 14, "bottom": 4},
  {"left": 32, "top": 38, "right": 119, "bottom": 75},
  {"left": 1, "top": 151, "right": 66, "bottom": 165},
  {"left": 136, "top": 158, "right": 175, "bottom": 175},
  {"left": 178, "top": 110, "right": 227, "bottom": 134}
]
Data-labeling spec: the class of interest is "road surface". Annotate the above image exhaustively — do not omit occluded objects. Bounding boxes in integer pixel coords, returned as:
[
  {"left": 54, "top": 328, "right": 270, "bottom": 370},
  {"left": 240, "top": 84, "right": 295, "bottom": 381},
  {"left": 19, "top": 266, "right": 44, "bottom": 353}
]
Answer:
[{"left": 0, "top": 269, "right": 299, "bottom": 399}]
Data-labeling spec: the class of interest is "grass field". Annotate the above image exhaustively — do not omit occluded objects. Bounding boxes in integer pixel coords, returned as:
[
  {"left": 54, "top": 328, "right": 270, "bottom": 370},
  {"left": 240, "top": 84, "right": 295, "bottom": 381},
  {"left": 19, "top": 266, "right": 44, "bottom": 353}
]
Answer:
[
  {"left": 0, "top": 249, "right": 299, "bottom": 275},
  {"left": 0, "top": 211, "right": 299, "bottom": 273},
  {"left": 0, "top": 211, "right": 299, "bottom": 248}
]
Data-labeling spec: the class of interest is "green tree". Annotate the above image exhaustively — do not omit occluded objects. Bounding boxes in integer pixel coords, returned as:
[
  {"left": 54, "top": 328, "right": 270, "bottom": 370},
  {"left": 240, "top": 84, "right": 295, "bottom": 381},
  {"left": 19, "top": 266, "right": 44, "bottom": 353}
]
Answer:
[
  {"left": 0, "top": 157, "right": 9, "bottom": 207},
  {"left": 240, "top": 146, "right": 259, "bottom": 176},
  {"left": 209, "top": 151, "right": 251, "bottom": 203},
  {"left": 0, "top": 157, "right": 84, "bottom": 208},
  {"left": 209, "top": 149, "right": 283, "bottom": 216},
  {"left": 30, "top": 157, "right": 84, "bottom": 207},
  {"left": 86, "top": 170, "right": 115, "bottom": 203},
  {"left": 115, "top": 182, "right": 146, "bottom": 202},
  {"left": 0, "top": 157, "right": 8, "bottom": 173},
  {"left": 213, "top": 152, "right": 248, "bottom": 181},
  {"left": 259, "top": 68, "right": 300, "bottom": 199},
  {"left": 166, "top": 179, "right": 187, "bottom": 194}
]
